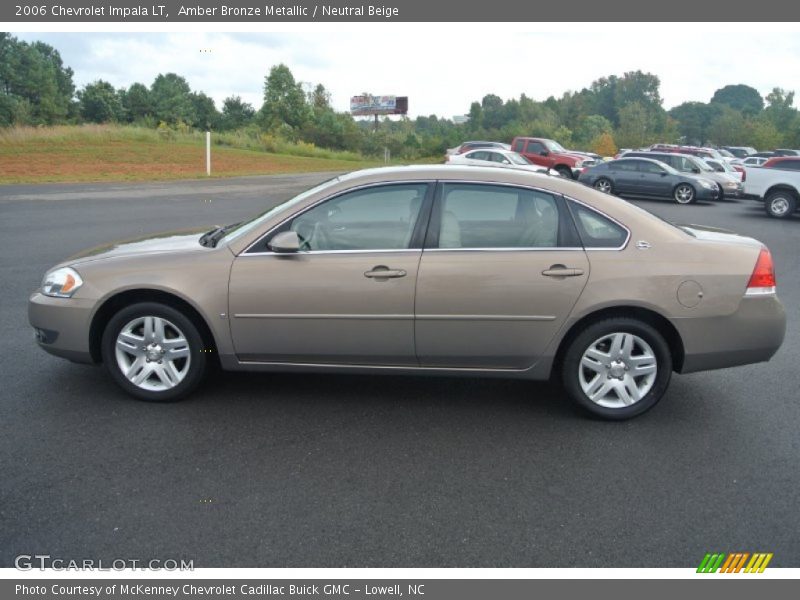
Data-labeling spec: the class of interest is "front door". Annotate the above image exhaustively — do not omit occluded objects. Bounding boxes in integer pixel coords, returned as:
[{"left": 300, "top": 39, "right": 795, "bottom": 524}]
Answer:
[
  {"left": 414, "top": 182, "right": 590, "bottom": 369},
  {"left": 228, "top": 182, "right": 432, "bottom": 365}
]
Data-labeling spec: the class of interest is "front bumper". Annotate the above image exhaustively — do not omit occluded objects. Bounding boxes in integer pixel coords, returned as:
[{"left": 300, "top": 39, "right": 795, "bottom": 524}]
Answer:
[
  {"left": 28, "top": 292, "right": 96, "bottom": 364},
  {"left": 674, "top": 294, "right": 786, "bottom": 373}
]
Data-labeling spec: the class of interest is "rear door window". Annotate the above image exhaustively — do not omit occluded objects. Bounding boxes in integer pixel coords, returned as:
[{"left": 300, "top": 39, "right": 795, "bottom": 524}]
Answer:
[{"left": 435, "top": 184, "right": 564, "bottom": 249}]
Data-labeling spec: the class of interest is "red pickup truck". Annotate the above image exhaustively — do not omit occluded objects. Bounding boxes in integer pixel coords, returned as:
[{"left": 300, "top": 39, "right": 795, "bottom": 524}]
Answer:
[{"left": 511, "top": 137, "right": 596, "bottom": 179}]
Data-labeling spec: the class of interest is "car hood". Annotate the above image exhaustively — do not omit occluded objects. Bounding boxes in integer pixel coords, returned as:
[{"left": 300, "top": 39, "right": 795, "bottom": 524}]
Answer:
[
  {"left": 64, "top": 228, "right": 210, "bottom": 266},
  {"left": 679, "top": 224, "right": 763, "bottom": 248}
]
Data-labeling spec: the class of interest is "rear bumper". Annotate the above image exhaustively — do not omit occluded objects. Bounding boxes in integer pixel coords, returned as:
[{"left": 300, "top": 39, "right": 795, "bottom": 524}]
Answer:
[
  {"left": 28, "top": 292, "right": 95, "bottom": 364},
  {"left": 674, "top": 295, "right": 786, "bottom": 373}
]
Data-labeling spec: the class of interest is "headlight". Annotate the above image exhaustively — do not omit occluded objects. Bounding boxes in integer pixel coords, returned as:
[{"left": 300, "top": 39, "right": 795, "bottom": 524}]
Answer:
[
  {"left": 574, "top": 160, "right": 584, "bottom": 168},
  {"left": 41, "top": 267, "right": 83, "bottom": 298}
]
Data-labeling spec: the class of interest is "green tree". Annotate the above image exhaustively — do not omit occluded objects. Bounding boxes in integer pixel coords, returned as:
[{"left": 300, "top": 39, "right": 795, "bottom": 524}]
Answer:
[
  {"left": 120, "top": 82, "right": 153, "bottom": 122},
  {"left": 668, "top": 102, "right": 720, "bottom": 145},
  {"left": 575, "top": 114, "right": 613, "bottom": 146},
  {"left": 261, "top": 63, "right": 310, "bottom": 131},
  {"left": 710, "top": 84, "right": 764, "bottom": 116},
  {"left": 615, "top": 102, "right": 657, "bottom": 148},
  {"left": 763, "top": 87, "right": 797, "bottom": 132},
  {"left": 77, "top": 80, "right": 122, "bottom": 123},
  {"left": 150, "top": 73, "right": 195, "bottom": 125},
  {"left": 189, "top": 91, "right": 219, "bottom": 129},
  {"left": 220, "top": 95, "right": 255, "bottom": 130}
]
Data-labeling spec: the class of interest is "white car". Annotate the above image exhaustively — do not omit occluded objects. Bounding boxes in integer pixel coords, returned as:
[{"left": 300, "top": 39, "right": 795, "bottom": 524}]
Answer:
[
  {"left": 742, "top": 156, "right": 769, "bottom": 167},
  {"left": 446, "top": 148, "right": 552, "bottom": 174},
  {"left": 704, "top": 158, "right": 744, "bottom": 183}
]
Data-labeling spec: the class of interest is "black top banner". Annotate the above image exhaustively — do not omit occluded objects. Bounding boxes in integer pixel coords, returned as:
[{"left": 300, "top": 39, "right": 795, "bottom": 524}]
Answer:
[{"left": 4, "top": 0, "right": 800, "bottom": 22}]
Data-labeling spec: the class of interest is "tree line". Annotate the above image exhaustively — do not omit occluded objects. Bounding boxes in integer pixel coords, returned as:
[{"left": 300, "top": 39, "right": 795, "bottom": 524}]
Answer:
[{"left": 2, "top": 32, "right": 799, "bottom": 158}]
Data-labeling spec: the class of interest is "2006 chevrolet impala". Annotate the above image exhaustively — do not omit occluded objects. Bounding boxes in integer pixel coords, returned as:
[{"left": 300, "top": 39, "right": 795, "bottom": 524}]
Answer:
[{"left": 29, "top": 166, "right": 786, "bottom": 419}]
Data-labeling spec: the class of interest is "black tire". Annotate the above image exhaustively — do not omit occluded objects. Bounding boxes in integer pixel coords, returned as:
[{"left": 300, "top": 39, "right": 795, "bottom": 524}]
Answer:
[
  {"left": 764, "top": 190, "right": 797, "bottom": 219},
  {"left": 673, "top": 183, "right": 696, "bottom": 204},
  {"left": 556, "top": 166, "right": 573, "bottom": 179},
  {"left": 561, "top": 318, "right": 672, "bottom": 420},
  {"left": 101, "top": 302, "right": 207, "bottom": 402},
  {"left": 594, "top": 177, "right": 614, "bottom": 194}
]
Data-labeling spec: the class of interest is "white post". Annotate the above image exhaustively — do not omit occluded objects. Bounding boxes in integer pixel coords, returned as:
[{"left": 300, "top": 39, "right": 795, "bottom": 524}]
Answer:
[{"left": 206, "top": 131, "right": 211, "bottom": 176}]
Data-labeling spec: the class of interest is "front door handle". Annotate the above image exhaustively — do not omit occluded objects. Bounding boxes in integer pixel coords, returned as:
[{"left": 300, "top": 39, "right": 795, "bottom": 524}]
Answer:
[
  {"left": 542, "top": 264, "right": 585, "bottom": 277},
  {"left": 364, "top": 265, "right": 407, "bottom": 280}
]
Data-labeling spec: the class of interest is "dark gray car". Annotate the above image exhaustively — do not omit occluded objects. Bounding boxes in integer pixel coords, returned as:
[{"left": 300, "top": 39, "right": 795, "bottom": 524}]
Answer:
[
  {"left": 622, "top": 151, "right": 743, "bottom": 199},
  {"left": 578, "top": 158, "right": 720, "bottom": 204}
]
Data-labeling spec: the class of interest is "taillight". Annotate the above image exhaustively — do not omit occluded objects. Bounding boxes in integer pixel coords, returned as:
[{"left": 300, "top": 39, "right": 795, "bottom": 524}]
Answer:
[
  {"left": 741, "top": 168, "right": 746, "bottom": 182},
  {"left": 746, "top": 247, "right": 776, "bottom": 295}
]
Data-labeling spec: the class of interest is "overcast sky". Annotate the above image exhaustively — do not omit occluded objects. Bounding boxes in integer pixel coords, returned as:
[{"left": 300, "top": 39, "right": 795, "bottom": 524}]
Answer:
[{"left": 15, "top": 28, "right": 800, "bottom": 118}]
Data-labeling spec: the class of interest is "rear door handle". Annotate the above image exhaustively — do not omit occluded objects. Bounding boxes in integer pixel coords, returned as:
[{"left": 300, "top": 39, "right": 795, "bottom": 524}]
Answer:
[
  {"left": 542, "top": 265, "right": 585, "bottom": 277},
  {"left": 364, "top": 266, "right": 407, "bottom": 279}
]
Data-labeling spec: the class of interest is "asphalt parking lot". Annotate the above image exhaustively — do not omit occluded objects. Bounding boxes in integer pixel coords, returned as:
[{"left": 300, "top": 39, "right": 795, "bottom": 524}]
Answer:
[{"left": 1, "top": 174, "right": 798, "bottom": 568}]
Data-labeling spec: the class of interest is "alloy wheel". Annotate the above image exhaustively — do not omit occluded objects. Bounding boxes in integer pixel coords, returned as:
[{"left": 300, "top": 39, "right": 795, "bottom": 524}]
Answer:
[{"left": 114, "top": 316, "right": 191, "bottom": 391}]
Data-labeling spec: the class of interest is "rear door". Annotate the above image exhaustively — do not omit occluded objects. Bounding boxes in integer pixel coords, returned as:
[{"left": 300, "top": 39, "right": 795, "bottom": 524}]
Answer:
[
  {"left": 414, "top": 182, "right": 589, "bottom": 369},
  {"left": 609, "top": 160, "right": 641, "bottom": 194}
]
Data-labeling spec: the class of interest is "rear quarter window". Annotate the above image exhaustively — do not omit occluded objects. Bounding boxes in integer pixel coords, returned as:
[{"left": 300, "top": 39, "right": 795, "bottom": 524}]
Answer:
[{"left": 567, "top": 201, "right": 628, "bottom": 248}]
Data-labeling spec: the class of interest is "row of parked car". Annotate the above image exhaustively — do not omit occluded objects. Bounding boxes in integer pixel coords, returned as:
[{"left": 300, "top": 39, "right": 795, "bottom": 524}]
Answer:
[{"left": 445, "top": 139, "right": 800, "bottom": 218}]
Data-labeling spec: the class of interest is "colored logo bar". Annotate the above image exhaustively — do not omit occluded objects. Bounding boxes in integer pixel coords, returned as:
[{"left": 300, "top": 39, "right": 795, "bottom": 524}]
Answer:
[{"left": 697, "top": 552, "right": 773, "bottom": 573}]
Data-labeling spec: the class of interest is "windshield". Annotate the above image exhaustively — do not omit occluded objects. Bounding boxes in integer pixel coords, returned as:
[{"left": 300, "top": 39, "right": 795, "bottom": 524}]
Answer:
[
  {"left": 219, "top": 177, "right": 341, "bottom": 245},
  {"left": 544, "top": 139, "right": 566, "bottom": 152},
  {"left": 690, "top": 157, "right": 714, "bottom": 172},
  {"left": 508, "top": 152, "right": 531, "bottom": 165}
]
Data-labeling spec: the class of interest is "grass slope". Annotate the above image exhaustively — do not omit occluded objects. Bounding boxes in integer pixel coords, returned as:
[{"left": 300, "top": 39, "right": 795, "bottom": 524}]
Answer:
[{"left": 0, "top": 125, "right": 381, "bottom": 184}]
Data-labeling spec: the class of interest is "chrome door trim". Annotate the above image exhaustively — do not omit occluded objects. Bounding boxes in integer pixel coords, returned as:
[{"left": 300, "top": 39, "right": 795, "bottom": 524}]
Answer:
[
  {"left": 416, "top": 314, "right": 556, "bottom": 321},
  {"left": 233, "top": 313, "right": 414, "bottom": 320}
]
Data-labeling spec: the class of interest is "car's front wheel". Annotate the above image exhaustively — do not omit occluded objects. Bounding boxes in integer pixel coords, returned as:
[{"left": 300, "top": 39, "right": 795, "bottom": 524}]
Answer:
[
  {"left": 764, "top": 190, "right": 797, "bottom": 219},
  {"left": 561, "top": 318, "right": 672, "bottom": 420},
  {"left": 673, "top": 183, "right": 696, "bottom": 204},
  {"left": 556, "top": 166, "right": 573, "bottom": 179},
  {"left": 101, "top": 302, "right": 207, "bottom": 402}
]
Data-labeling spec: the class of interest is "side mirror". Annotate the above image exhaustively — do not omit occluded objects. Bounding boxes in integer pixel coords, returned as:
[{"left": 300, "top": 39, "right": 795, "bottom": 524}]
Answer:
[
  {"left": 502, "top": 159, "right": 510, "bottom": 164},
  {"left": 660, "top": 171, "right": 668, "bottom": 177},
  {"left": 691, "top": 167, "right": 700, "bottom": 174},
  {"left": 268, "top": 230, "right": 301, "bottom": 253},
  {"left": 539, "top": 150, "right": 549, "bottom": 156}
]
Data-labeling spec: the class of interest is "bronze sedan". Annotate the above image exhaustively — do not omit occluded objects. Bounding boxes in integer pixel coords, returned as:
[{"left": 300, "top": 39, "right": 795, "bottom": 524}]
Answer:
[{"left": 29, "top": 166, "right": 786, "bottom": 419}]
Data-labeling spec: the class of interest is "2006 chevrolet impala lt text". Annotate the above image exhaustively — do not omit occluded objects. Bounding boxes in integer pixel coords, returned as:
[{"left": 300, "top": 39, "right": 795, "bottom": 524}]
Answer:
[{"left": 29, "top": 166, "right": 786, "bottom": 419}]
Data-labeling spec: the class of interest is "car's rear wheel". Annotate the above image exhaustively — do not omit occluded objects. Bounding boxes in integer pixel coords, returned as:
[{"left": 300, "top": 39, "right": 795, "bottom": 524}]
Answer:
[
  {"left": 561, "top": 318, "right": 672, "bottom": 420},
  {"left": 673, "top": 183, "right": 696, "bottom": 204},
  {"left": 764, "top": 190, "right": 797, "bottom": 219},
  {"left": 556, "top": 166, "right": 573, "bottom": 179},
  {"left": 594, "top": 177, "right": 613, "bottom": 194},
  {"left": 101, "top": 302, "right": 207, "bottom": 402}
]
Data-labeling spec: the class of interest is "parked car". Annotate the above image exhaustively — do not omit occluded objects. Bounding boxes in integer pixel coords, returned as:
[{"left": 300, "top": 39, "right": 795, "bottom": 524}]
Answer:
[
  {"left": 743, "top": 156, "right": 769, "bottom": 167},
  {"left": 622, "top": 151, "right": 743, "bottom": 198},
  {"left": 743, "top": 160, "right": 800, "bottom": 218},
  {"left": 704, "top": 158, "right": 745, "bottom": 183},
  {"left": 29, "top": 165, "right": 785, "bottom": 420},
  {"left": 446, "top": 148, "right": 551, "bottom": 174},
  {"left": 511, "top": 136, "right": 596, "bottom": 179},
  {"left": 578, "top": 158, "right": 720, "bottom": 204},
  {"left": 751, "top": 151, "right": 775, "bottom": 158},
  {"left": 762, "top": 156, "right": 800, "bottom": 170},
  {"left": 773, "top": 149, "right": 800, "bottom": 157},
  {"left": 723, "top": 146, "right": 757, "bottom": 158},
  {"left": 444, "top": 141, "right": 510, "bottom": 160}
]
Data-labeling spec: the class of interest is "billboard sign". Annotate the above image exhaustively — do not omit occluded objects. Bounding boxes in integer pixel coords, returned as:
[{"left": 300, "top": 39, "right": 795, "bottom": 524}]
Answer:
[{"left": 350, "top": 95, "right": 407, "bottom": 115}]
